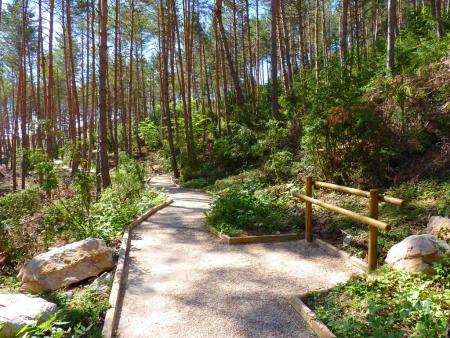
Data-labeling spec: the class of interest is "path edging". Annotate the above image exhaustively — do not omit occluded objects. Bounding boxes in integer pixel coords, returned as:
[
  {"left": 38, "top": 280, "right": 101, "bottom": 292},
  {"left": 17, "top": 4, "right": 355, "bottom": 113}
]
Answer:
[
  {"left": 206, "top": 224, "right": 300, "bottom": 244},
  {"left": 102, "top": 198, "right": 173, "bottom": 338},
  {"left": 291, "top": 290, "right": 336, "bottom": 338},
  {"left": 314, "top": 238, "right": 368, "bottom": 273}
]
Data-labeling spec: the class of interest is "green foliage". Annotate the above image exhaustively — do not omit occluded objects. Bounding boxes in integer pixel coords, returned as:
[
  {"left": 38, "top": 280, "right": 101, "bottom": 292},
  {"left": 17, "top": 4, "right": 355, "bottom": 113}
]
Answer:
[
  {"left": 139, "top": 118, "right": 162, "bottom": 149},
  {"left": 42, "top": 157, "right": 165, "bottom": 242},
  {"left": 263, "top": 150, "right": 295, "bottom": 183},
  {"left": 16, "top": 286, "right": 110, "bottom": 338},
  {"left": 28, "top": 150, "right": 60, "bottom": 194},
  {"left": 16, "top": 314, "right": 72, "bottom": 337},
  {"left": 0, "top": 189, "right": 40, "bottom": 231},
  {"left": 207, "top": 176, "right": 301, "bottom": 236},
  {"left": 308, "top": 265, "right": 450, "bottom": 337},
  {"left": 111, "top": 155, "right": 146, "bottom": 201},
  {"left": 182, "top": 178, "right": 209, "bottom": 189},
  {"left": 212, "top": 123, "right": 258, "bottom": 174},
  {"left": 396, "top": 8, "right": 450, "bottom": 74},
  {"left": 0, "top": 189, "right": 41, "bottom": 266},
  {"left": 251, "top": 120, "right": 291, "bottom": 158}
]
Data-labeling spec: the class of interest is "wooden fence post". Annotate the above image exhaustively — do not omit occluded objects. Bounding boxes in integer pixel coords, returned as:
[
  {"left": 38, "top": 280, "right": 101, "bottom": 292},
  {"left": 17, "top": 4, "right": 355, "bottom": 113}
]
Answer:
[
  {"left": 305, "top": 176, "right": 313, "bottom": 242},
  {"left": 368, "top": 189, "right": 379, "bottom": 271}
]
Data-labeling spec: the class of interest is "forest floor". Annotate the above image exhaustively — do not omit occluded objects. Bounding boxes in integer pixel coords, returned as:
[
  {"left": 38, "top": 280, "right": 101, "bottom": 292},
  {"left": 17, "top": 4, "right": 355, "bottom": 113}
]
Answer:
[{"left": 115, "top": 175, "right": 360, "bottom": 337}]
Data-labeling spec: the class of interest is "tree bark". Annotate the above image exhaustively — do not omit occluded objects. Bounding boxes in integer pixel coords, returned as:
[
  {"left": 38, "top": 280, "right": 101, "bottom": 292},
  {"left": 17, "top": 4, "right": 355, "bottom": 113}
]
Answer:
[
  {"left": 387, "top": 0, "right": 396, "bottom": 69},
  {"left": 98, "top": 0, "right": 111, "bottom": 188},
  {"left": 270, "top": 0, "right": 279, "bottom": 119}
]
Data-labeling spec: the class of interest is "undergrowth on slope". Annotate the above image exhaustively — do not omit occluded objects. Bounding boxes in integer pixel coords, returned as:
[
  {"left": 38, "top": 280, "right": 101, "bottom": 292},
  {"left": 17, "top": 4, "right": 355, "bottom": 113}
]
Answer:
[{"left": 307, "top": 260, "right": 450, "bottom": 337}]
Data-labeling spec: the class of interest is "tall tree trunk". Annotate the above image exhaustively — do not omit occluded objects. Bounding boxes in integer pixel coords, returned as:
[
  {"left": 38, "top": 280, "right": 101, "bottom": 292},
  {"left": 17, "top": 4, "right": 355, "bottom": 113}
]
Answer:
[
  {"left": 127, "top": 0, "right": 135, "bottom": 154},
  {"left": 113, "top": 0, "right": 120, "bottom": 163},
  {"left": 98, "top": 0, "right": 111, "bottom": 188},
  {"left": 20, "top": 0, "right": 29, "bottom": 189},
  {"left": 47, "top": 0, "right": 55, "bottom": 159},
  {"left": 387, "top": 0, "right": 396, "bottom": 69},
  {"left": 215, "top": 0, "right": 244, "bottom": 106},
  {"left": 160, "top": 0, "right": 179, "bottom": 178},
  {"left": 340, "top": 0, "right": 349, "bottom": 64},
  {"left": 270, "top": 0, "right": 279, "bottom": 119}
]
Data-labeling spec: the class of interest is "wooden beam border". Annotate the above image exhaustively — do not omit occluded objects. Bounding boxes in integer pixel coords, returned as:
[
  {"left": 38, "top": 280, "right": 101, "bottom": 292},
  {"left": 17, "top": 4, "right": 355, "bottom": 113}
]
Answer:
[
  {"left": 291, "top": 290, "right": 336, "bottom": 338},
  {"left": 206, "top": 224, "right": 300, "bottom": 244}
]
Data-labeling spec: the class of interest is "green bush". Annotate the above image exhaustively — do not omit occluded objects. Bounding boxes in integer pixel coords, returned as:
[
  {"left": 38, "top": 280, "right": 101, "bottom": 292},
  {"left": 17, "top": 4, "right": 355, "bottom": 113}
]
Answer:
[
  {"left": 263, "top": 150, "right": 294, "bottom": 183},
  {"left": 207, "top": 181, "right": 301, "bottom": 236},
  {"left": 138, "top": 118, "right": 161, "bottom": 149},
  {"left": 17, "top": 286, "right": 110, "bottom": 338},
  {"left": 182, "top": 178, "right": 209, "bottom": 189},
  {"left": 29, "top": 150, "right": 60, "bottom": 195},
  {"left": 111, "top": 155, "right": 146, "bottom": 201},
  {"left": 308, "top": 262, "right": 450, "bottom": 338},
  {"left": 42, "top": 159, "right": 165, "bottom": 242},
  {"left": 0, "top": 189, "right": 41, "bottom": 262},
  {"left": 0, "top": 189, "right": 40, "bottom": 230},
  {"left": 212, "top": 123, "right": 258, "bottom": 173}
]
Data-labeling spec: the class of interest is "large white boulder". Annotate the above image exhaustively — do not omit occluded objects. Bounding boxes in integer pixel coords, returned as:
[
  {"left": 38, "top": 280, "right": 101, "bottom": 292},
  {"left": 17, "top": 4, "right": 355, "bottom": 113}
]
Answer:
[
  {"left": 427, "top": 216, "right": 450, "bottom": 241},
  {"left": 386, "top": 234, "right": 450, "bottom": 273},
  {"left": 18, "top": 238, "right": 114, "bottom": 293},
  {"left": 0, "top": 293, "right": 58, "bottom": 337}
]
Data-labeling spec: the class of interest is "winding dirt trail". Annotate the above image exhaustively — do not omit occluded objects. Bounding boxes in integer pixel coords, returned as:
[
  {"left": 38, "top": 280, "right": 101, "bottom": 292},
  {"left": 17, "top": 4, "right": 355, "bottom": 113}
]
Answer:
[{"left": 115, "top": 175, "right": 359, "bottom": 337}]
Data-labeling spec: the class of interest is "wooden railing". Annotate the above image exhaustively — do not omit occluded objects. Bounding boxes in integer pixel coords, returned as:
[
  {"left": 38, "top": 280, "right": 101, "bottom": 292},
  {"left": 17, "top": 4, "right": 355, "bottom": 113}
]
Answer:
[{"left": 294, "top": 177, "right": 404, "bottom": 271}]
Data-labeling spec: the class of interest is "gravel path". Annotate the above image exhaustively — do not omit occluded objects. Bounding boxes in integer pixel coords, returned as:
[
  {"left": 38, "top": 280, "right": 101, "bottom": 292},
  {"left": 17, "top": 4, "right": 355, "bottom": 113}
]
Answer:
[{"left": 115, "top": 175, "right": 359, "bottom": 338}]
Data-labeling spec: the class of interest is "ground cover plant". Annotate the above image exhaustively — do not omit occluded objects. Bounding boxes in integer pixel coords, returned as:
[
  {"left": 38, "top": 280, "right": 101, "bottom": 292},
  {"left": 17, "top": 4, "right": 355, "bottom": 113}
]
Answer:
[
  {"left": 306, "top": 260, "right": 450, "bottom": 338},
  {"left": 0, "top": 276, "right": 108, "bottom": 338},
  {"left": 206, "top": 171, "right": 303, "bottom": 236}
]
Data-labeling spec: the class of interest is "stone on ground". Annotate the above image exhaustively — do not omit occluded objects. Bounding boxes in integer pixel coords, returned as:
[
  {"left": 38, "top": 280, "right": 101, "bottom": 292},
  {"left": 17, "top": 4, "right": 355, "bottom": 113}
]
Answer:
[
  {"left": 386, "top": 234, "right": 450, "bottom": 273},
  {"left": 0, "top": 293, "right": 57, "bottom": 337},
  {"left": 18, "top": 238, "right": 114, "bottom": 293},
  {"left": 427, "top": 216, "right": 450, "bottom": 240}
]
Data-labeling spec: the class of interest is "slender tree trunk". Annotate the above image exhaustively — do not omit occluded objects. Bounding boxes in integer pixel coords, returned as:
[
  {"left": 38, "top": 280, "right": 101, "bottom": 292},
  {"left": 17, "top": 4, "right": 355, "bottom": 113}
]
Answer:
[
  {"left": 127, "top": 0, "right": 135, "bottom": 154},
  {"left": 387, "top": 0, "right": 396, "bottom": 69},
  {"left": 160, "top": 0, "right": 179, "bottom": 178},
  {"left": 113, "top": 0, "right": 120, "bottom": 163},
  {"left": 98, "top": 0, "right": 111, "bottom": 188},
  {"left": 270, "top": 0, "right": 279, "bottom": 119},
  {"left": 340, "top": 0, "right": 349, "bottom": 64},
  {"left": 215, "top": 0, "right": 244, "bottom": 106},
  {"left": 47, "top": 0, "right": 55, "bottom": 159}
]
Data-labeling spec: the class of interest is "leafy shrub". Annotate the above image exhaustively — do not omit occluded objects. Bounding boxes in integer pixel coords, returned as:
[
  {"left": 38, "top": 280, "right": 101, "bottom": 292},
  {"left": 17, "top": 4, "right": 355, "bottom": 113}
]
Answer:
[
  {"left": 139, "top": 118, "right": 161, "bottom": 149},
  {"left": 182, "top": 178, "right": 209, "bottom": 189},
  {"left": 29, "top": 150, "right": 60, "bottom": 195},
  {"left": 0, "top": 189, "right": 40, "bottom": 230},
  {"left": 263, "top": 150, "right": 294, "bottom": 183},
  {"left": 111, "top": 155, "right": 146, "bottom": 201},
  {"left": 207, "top": 181, "right": 301, "bottom": 236},
  {"left": 301, "top": 105, "right": 382, "bottom": 183},
  {"left": 42, "top": 159, "right": 164, "bottom": 242},
  {"left": 251, "top": 120, "right": 291, "bottom": 158},
  {"left": 308, "top": 265, "right": 450, "bottom": 337},
  {"left": 17, "top": 286, "right": 110, "bottom": 338},
  {"left": 212, "top": 123, "right": 258, "bottom": 174},
  {"left": 0, "top": 189, "right": 41, "bottom": 263}
]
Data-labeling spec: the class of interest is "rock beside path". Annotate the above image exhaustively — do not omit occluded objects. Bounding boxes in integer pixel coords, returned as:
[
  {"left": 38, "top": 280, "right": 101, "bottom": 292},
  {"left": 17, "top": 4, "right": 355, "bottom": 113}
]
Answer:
[
  {"left": 427, "top": 216, "right": 450, "bottom": 240},
  {"left": 0, "top": 293, "right": 58, "bottom": 337},
  {"left": 18, "top": 238, "right": 114, "bottom": 293},
  {"left": 386, "top": 234, "right": 450, "bottom": 273}
]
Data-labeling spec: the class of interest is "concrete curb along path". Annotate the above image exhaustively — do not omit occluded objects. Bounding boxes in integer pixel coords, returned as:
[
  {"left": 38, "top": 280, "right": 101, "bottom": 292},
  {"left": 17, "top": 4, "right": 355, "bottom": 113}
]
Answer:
[{"left": 113, "top": 175, "right": 361, "bottom": 338}]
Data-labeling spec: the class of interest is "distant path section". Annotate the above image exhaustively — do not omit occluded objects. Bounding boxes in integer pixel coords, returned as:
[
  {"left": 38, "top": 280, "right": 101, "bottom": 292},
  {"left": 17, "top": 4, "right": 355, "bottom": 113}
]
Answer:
[{"left": 115, "top": 175, "right": 359, "bottom": 338}]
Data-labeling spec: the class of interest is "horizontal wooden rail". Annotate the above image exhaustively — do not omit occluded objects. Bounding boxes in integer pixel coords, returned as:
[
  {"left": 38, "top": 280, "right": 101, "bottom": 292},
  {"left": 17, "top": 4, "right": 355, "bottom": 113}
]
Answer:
[
  {"left": 294, "top": 193, "right": 391, "bottom": 231},
  {"left": 314, "top": 181, "right": 404, "bottom": 206}
]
